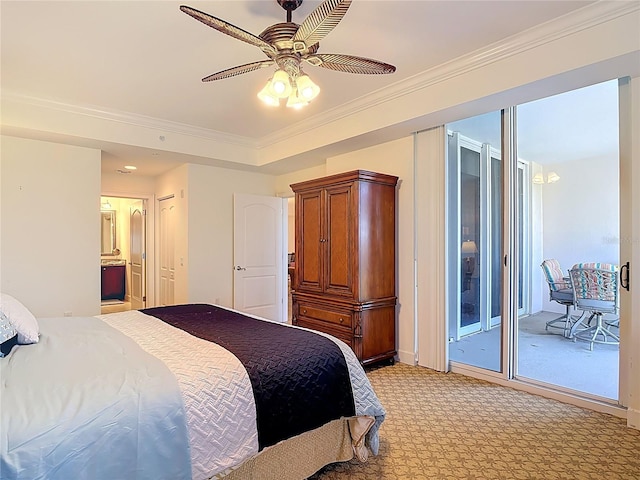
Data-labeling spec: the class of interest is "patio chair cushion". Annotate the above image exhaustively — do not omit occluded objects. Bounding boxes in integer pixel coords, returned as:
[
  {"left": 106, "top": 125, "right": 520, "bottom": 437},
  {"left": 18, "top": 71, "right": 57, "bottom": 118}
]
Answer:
[
  {"left": 570, "top": 263, "right": 618, "bottom": 303},
  {"left": 550, "top": 288, "right": 573, "bottom": 304},
  {"left": 541, "top": 259, "right": 570, "bottom": 291}
]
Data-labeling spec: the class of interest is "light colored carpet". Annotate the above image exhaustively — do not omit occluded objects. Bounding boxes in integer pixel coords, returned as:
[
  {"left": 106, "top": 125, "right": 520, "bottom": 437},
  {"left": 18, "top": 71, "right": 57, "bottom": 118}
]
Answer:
[{"left": 310, "top": 362, "right": 640, "bottom": 479}]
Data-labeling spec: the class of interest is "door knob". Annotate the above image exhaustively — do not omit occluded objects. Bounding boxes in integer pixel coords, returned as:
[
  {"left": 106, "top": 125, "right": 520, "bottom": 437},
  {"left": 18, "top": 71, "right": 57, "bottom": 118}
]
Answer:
[{"left": 235, "top": 266, "right": 246, "bottom": 271}]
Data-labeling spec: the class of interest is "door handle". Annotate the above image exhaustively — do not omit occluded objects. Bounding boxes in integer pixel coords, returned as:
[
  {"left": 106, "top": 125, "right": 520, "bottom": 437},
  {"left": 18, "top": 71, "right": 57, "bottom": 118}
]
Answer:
[
  {"left": 235, "top": 266, "right": 246, "bottom": 271},
  {"left": 620, "top": 261, "right": 630, "bottom": 291}
]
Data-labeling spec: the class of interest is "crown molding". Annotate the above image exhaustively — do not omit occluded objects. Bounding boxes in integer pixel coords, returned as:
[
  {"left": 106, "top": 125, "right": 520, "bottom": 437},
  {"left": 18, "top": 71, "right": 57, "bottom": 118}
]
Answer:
[
  {"left": 1, "top": 91, "right": 258, "bottom": 149},
  {"left": 3, "top": 1, "right": 637, "bottom": 155},
  {"left": 259, "top": 0, "right": 640, "bottom": 147}
]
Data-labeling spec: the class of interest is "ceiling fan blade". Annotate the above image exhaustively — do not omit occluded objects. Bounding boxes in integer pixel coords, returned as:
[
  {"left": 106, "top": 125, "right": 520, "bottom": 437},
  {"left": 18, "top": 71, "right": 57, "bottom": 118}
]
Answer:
[
  {"left": 292, "top": 0, "right": 352, "bottom": 52},
  {"left": 202, "top": 60, "right": 275, "bottom": 82},
  {"left": 304, "top": 54, "right": 396, "bottom": 74},
  {"left": 180, "top": 5, "right": 276, "bottom": 57}
]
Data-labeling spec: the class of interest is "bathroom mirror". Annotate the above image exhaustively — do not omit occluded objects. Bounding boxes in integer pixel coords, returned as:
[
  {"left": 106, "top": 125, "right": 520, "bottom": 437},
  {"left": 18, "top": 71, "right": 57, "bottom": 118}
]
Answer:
[{"left": 101, "top": 210, "right": 117, "bottom": 255}]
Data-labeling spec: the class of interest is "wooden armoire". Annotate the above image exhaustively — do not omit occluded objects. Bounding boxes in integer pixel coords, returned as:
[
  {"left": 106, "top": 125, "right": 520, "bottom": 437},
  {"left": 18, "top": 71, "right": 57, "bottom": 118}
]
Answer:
[{"left": 291, "top": 170, "right": 398, "bottom": 365}]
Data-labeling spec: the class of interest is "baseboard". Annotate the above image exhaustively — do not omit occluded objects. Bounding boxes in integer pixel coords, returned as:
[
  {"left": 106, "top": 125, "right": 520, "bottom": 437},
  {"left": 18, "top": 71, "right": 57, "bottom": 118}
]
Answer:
[
  {"left": 396, "top": 349, "right": 417, "bottom": 366},
  {"left": 627, "top": 407, "right": 640, "bottom": 430}
]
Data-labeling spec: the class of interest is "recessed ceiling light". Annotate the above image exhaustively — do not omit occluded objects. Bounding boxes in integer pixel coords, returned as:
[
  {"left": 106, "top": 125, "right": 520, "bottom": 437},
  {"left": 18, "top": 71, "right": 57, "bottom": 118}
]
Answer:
[{"left": 124, "top": 165, "right": 137, "bottom": 170}]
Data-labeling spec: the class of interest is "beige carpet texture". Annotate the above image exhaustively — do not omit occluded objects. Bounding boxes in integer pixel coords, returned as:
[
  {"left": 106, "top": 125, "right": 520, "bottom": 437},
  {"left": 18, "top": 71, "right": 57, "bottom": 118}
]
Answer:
[{"left": 310, "top": 363, "right": 640, "bottom": 479}]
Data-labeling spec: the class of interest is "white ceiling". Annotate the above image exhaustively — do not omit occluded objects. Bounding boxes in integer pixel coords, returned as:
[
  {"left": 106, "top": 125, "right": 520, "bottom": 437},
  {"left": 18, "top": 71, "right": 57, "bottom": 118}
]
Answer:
[{"left": 1, "top": 0, "right": 610, "bottom": 176}]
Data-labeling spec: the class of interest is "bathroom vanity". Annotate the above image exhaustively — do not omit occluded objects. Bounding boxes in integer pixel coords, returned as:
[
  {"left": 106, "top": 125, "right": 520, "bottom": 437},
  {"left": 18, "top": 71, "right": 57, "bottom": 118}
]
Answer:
[{"left": 101, "top": 262, "right": 126, "bottom": 301}]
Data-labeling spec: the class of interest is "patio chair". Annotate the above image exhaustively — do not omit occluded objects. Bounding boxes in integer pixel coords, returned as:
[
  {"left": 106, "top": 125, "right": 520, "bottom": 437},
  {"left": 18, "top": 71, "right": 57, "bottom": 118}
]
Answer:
[
  {"left": 540, "top": 259, "right": 576, "bottom": 337},
  {"left": 568, "top": 263, "right": 619, "bottom": 351}
]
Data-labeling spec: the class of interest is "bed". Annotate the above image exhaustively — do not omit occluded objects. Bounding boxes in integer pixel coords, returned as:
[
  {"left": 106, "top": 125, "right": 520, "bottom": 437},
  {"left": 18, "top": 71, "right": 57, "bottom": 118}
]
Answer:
[{"left": 0, "top": 300, "right": 385, "bottom": 480}]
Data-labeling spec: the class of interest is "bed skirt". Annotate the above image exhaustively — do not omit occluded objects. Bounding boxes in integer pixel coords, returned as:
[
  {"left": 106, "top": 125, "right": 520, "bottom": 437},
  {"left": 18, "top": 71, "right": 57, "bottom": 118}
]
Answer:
[{"left": 216, "top": 418, "right": 355, "bottom": 480}]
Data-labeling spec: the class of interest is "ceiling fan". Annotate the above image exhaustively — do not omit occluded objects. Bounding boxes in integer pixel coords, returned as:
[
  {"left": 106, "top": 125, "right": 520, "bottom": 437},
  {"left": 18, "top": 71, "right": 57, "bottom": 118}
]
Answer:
[{"left": 180, "top": 0, "right": 396, "bottom": 108}]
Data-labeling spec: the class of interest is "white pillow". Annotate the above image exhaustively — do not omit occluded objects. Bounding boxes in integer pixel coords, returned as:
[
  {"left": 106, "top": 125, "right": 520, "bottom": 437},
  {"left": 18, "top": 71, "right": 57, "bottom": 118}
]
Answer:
[
  {"left": 0, "top": 293, "right": 39, "bottom": 344},
  {"left": 0, "top": 311, "right": 18, "bottom": 357}
]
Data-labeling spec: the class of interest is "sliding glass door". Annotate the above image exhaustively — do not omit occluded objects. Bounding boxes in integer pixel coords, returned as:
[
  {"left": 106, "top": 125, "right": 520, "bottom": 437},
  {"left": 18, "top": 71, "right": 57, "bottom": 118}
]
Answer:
[
  {"left": 514, "top": 80, "right": 621, "bottom": 401},
  {"left": 445, "top": 79, "right": 623, "bottom": 403},
  {"left": 447, "top": 111, "right": 503, "bottom": 372}
]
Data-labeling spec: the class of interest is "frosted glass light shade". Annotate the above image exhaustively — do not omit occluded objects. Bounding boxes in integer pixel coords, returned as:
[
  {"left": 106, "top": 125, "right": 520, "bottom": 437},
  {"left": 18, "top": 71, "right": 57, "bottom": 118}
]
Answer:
[
  {"left": 296, "top": 74, "right": 320, "bottom": 101},
  {"left": 257, "top": 81, "right": 279, "bottom": 106},
  {"left": 286, "top": 90, "right": 308, "bottom": 109},
  {"left": 271, "top": 69, "right": 292, "bottom": 98}
]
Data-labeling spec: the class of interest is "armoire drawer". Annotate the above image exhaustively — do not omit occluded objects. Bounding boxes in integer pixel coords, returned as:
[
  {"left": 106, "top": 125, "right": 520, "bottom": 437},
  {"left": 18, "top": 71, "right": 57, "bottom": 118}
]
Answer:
[
  {"left": 296, "top": 318, "right": 353, "bottom": 349},
  {"left": 298, "top": 303, "right": 352, "bottom": 328}
]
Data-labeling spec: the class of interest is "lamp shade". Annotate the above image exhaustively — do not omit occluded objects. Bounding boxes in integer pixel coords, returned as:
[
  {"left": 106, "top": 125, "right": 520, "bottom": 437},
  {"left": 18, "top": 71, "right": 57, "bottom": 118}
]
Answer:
[
  {"left": 547, "top": 171, "right": 560, "bottom": 183},
  {"left": 461, "top": 240, "right": 478, "bottom": 255}
]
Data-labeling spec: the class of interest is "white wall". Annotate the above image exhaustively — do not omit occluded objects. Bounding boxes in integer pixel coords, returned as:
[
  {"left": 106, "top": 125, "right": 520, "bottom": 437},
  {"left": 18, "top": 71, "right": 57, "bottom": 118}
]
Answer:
[
  {"left": 0, "top": 136, "right": 101, "bottom": 317},
  {"left": 275, "top": 164, "right": 327, "bottom": 195},
  {"left": 185, "top": 164, "right": 277, "bottom": 307},
  {"left": 102, "top": 172, "right": 156, "bottom": 196},
  {"left": 540, "top": 154, "right": 619, "bottom": 314}
]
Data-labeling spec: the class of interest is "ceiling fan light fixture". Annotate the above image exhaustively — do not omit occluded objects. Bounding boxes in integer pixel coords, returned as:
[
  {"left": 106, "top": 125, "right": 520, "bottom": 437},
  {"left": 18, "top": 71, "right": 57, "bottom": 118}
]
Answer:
[
  {"left": 258, "top": 81, "right": 280, "bottom": 106},
  {"left": 270, "top": 69, "right": 292, "bottom": 98},
  {"left": 296, "top": 74, "right": 320, "bottom": 101},
  {"left": 180, "top": 1, "right": 396, "bottom": 110},
  {"left": 286, "top": 89, "right": 309, "bottom": 109}
]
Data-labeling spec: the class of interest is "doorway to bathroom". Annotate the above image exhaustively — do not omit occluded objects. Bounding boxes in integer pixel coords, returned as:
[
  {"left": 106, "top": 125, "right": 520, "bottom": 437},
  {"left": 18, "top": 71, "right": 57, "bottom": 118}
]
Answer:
[{"left": 100, "top": 194, "right": 154, "bottom": 313}]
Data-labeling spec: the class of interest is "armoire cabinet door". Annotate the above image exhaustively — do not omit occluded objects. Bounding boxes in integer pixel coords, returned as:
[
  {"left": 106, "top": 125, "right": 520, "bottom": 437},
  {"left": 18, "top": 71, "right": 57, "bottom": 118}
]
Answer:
[
  {"left": 324, "top": 183, "right": 354, "bottom": 297},
  {"left": 296, "top": 190, "right": 323, "bottom": 292}
]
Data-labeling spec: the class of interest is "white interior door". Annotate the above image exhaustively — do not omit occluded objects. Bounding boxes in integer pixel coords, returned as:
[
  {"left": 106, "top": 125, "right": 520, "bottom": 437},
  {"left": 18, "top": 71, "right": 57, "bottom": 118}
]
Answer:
[
  {"left": 129, "top": 200, "right": 146, "bottom": 310},
  {"left": 233, "top": 194, "right": 285, "bottom": 322},
  {"left": 159, "top": 196, "right": 175, "bottom": 307}
]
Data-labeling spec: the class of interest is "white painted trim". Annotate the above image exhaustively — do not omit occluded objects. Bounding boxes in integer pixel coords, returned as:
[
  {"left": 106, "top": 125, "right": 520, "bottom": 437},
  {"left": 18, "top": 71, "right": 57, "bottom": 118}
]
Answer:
[
  {"left": 2, "top": 92, "right": 257, "bottom": 149},
  {"left": 628, "top": 408, "right": 640, "bottom": 430},
  {"left": 397, "top": 349, "right": 417, "bottom": 366},
  {"left": 618, "top": 76, "right": 640, "bottom": 430},
  {"left": 416, "top": 126, "right": 448, "bottom": 372}
]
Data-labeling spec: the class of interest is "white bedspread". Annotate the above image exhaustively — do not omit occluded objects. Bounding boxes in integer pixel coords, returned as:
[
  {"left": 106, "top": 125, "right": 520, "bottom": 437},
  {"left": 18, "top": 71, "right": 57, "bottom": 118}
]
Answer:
[
  {"left": 100, "top": 310, "right": 258, "bottom": 480},
  {"left": 100, "top": 308, "right": 386, "bottom": 479},
  {"left": 0, "top": 316, "right": 192, "bottom": 480}
]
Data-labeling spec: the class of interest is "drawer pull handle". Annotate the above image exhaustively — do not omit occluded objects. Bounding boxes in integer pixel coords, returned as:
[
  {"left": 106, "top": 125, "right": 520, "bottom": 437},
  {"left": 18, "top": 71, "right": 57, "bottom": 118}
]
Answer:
[
  {"left": 302, "top": 309, "right": 307, "bottom": 314},
  {"left": 339, "top": 318, "right": 344, "bottom": 323}
]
